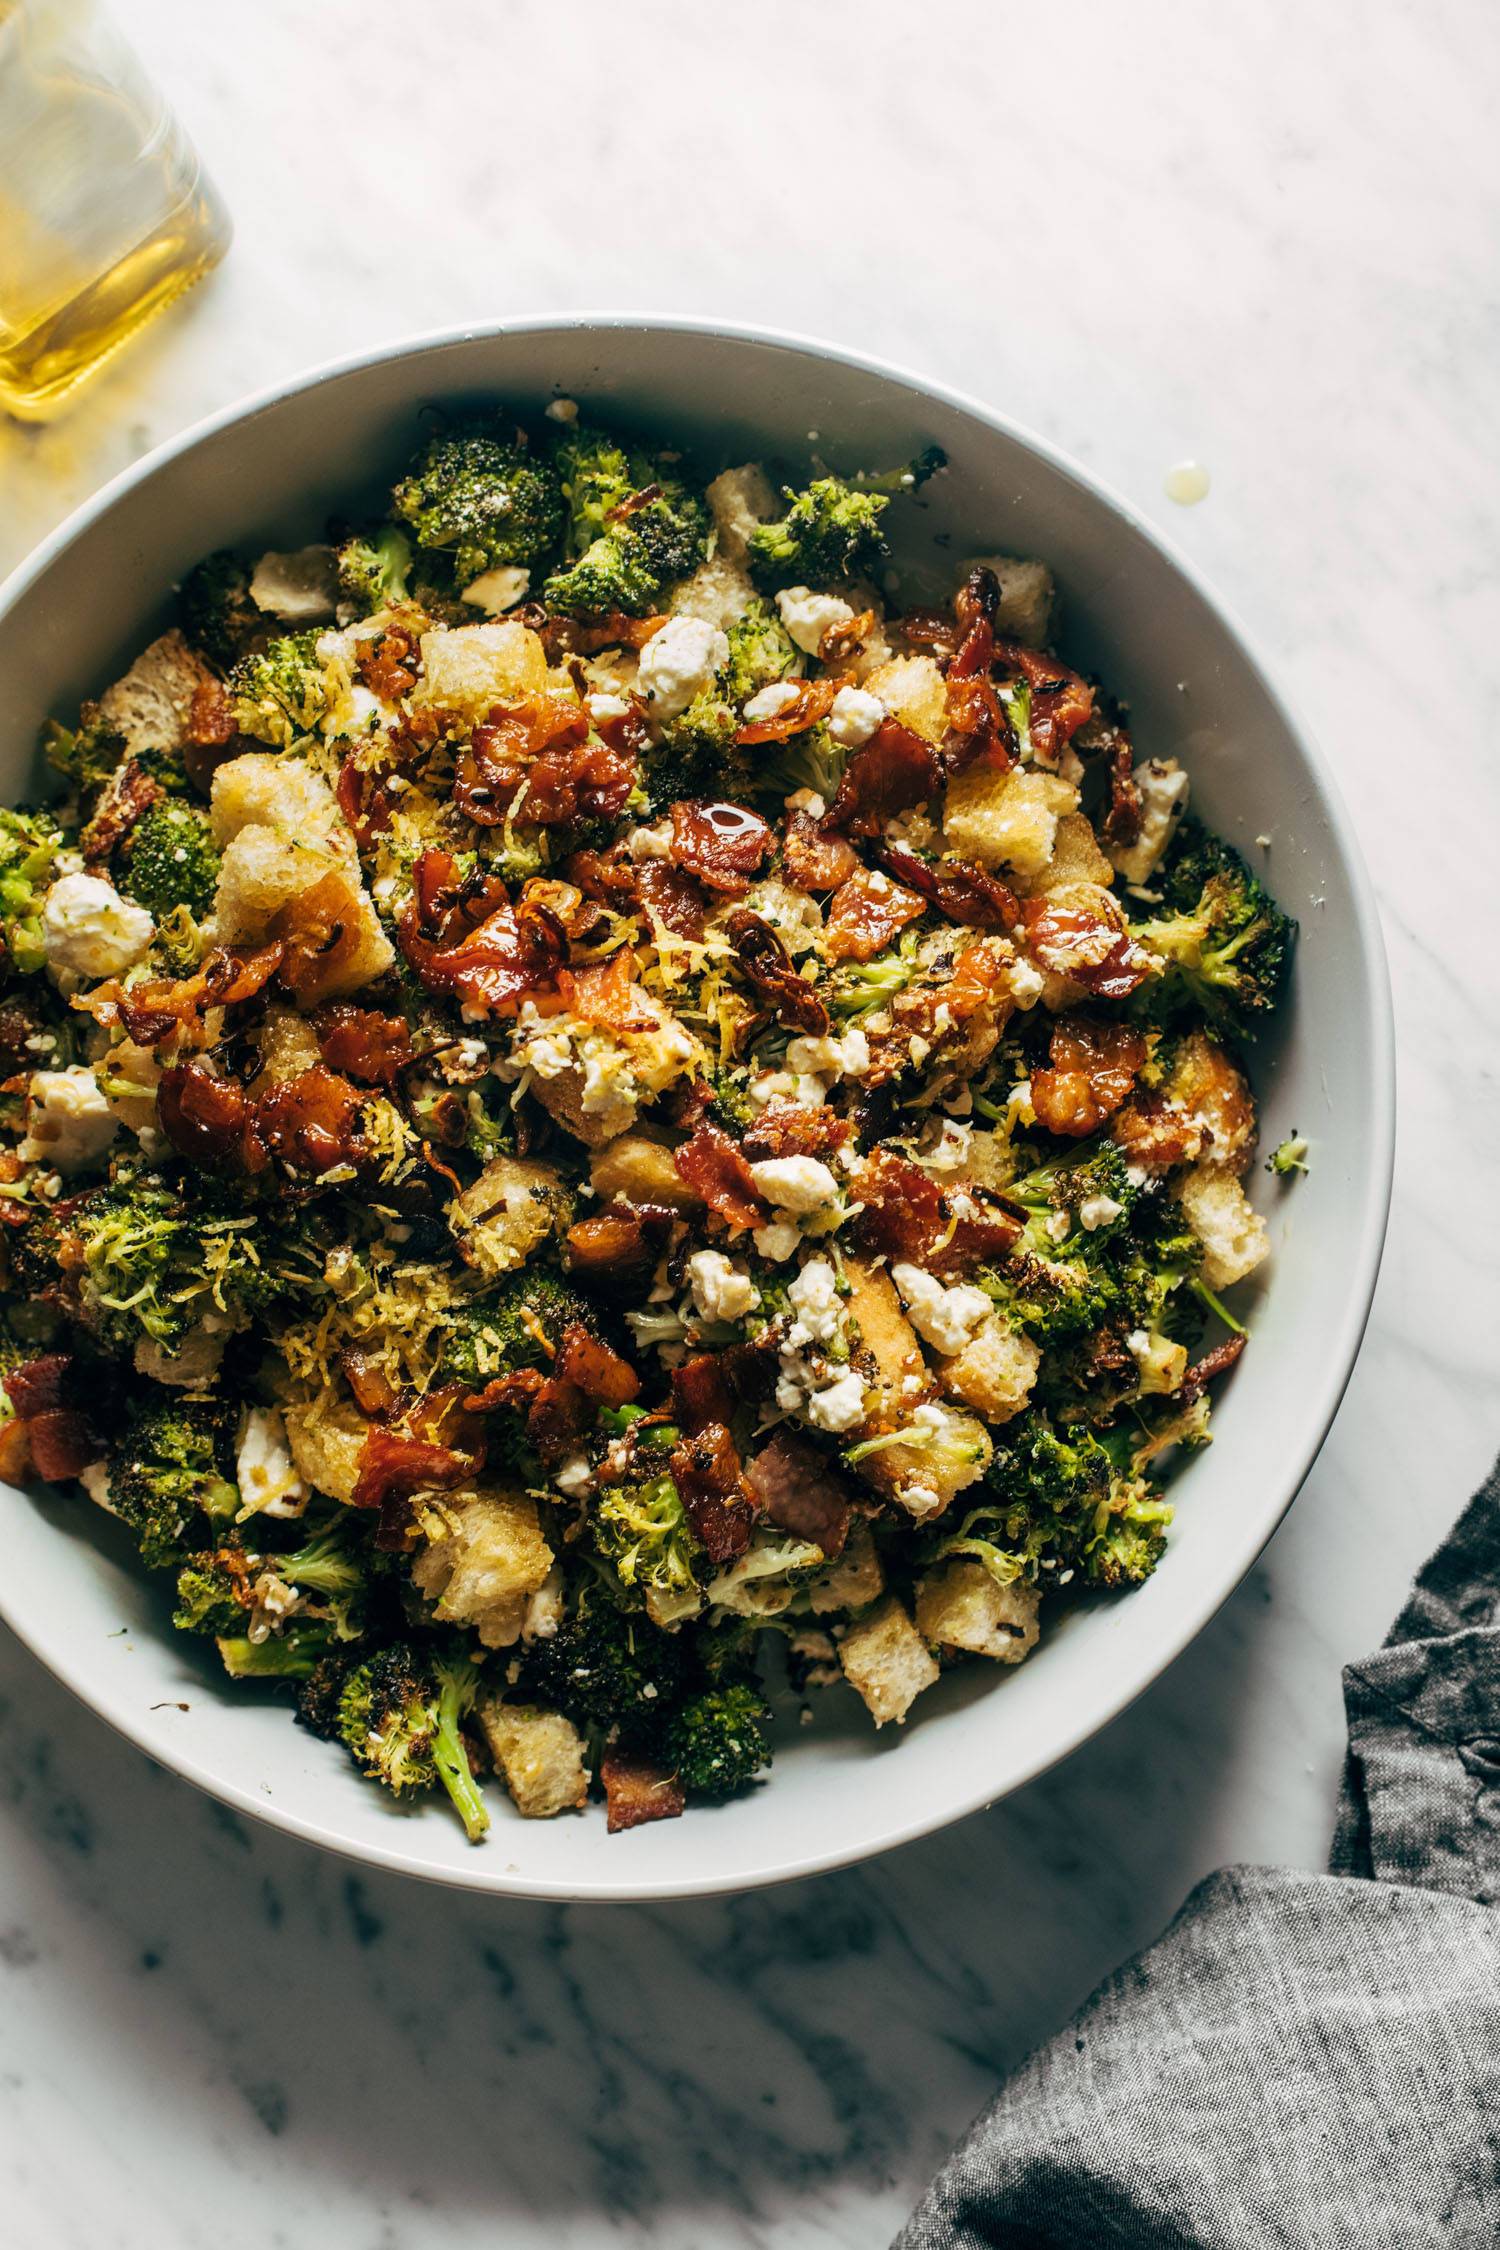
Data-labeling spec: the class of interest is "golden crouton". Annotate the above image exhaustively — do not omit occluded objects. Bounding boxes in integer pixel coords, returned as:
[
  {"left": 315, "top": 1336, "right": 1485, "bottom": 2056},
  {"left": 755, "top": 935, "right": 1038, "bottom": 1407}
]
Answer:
[
  {"left": 450, "top": 1154, "right": 570, "bottom": 1281},
  {"left": 844, "top": 1258, "right": 928, "bottom": 1422},
  {"left": 864, "top": 653, "right": 948, "bottom": 744},
  {"left": 1025, "top": 809, "right": 1115, "bottom": 896},
  {"left": 1175, "top": 1162, "right": 1270, "bottom": 1289},
  {"left": 1164, "top": 1031, "right": 1257, "bottom": 1171},
  {"left": 412, "top": 620, "right": 547, "bottom": 720},
  {"left": 97, "top": 629, "right": 219, "bottom": 758},
  {"left": 411, "top": 1487, "right": 555, "bottom": 1649},
  {"left": 590, "top": 1131, "right": 703, "bottom": 1213},
  {"left": 943, "top": 766, "right": 1064, "bottom": 877},
  {"left": 838, "top": 1593, "right": 940, "bottom": 1726},
  {"left": 706, "top": 464, "right": 777, "bottom": 561},
  {"left": 210, "top": 753, "right": 393, "bottom": 1000},
  {"left": 521, "top": 992, "right": 703, "bottom": 1148},
  {"left": 916, "top": 1559, "right": 1040, "bottom": 1665},
  {"left": 251, "top": 1005, "right": 323, "bottom": 1089},
  {"left": 670, "top": 553, "right": 756, "bottom": 634},
  {"left": 807, "top": 1519, "right": 885, "bottom": 1615},
  {"left": 962, "top": 554, "right": 1056, "bottom": 648},
  {"left": 282, "top": 1386, "right": 371, "bottom": 1506},
  {"left": 478, "top": 1699, "right": 589, "bottom": 1819},
  {"left": 939, "top": 1316, "right": 1040, "bottom": 1424}
]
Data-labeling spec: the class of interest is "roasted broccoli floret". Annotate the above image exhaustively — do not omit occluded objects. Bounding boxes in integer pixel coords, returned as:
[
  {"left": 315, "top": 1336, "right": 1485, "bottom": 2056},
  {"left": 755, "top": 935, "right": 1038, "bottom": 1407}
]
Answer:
[
  {"left": 177, "top": 550, "right": 262, "bottom": 669},
  {"left": 61, "top": 1177, "right": 308, "bottom": 1354},
  {"left": 0, "top": 807, "right": 63, "bottom": 975},
  {"left": 174, "top": 1515, "right": 372, "bottom": 1642},
  {"left": 516, "top": 1593, "right": 689, "bottom": 1734},
  {"left": 393, "top": 422, "right": 565, "bottom": 584},
  {"left": 829, "top": 932, "right": 922, "bottom": 1020},
  {"left": 552, "top": 423, "right": 645, "bottom": 548},
  {"left": 436, "top": 1270, "right": 592, "bottom": 1384},
  {"left": 932, "top": 1415, "right": 1171, "bottom": 1592},
  {"left": 119, "top": 799, "right": 220, "bottom": 920},
  {"left": 300, "top": 1639, "right": 490, "bottom": 1841},
  {"left": 720, "top": 598, "right": 798, "bottom": 702},
  {"left": 978, "top": 1248, "right": 1122, "bottom": 1347},
  {"left": 593, "top": 1473, "right": 703, "bottom": 1602},
  {"left": 335, "top": 524, "right": 413, "bottom": 615},
  {"left": 1084, "top": 1476, "right": 1174, "bottom": 1588},
  {"left": 664, "top": 1681, "right": 771, "bottom": 1798},
  {"left": 216, "top": 1625, "right": 337, "bottom": 1679},
  {"left": 108, "top": 1396, "right": 239, "bottom": 1570},
  {"left": 1268, "top": 1133, "right": 1309, "bottom": 1177},
  {"left": 745, "top": 453, "right": 942, "bottom": 593},
  {"left": 543, "top": 472, "right": 709, "bottom": 618},
  {"left": 1007, "top": 1143, "right": 1142, "bottom": 1257},
  {"left": 228, "top": 630, "right": 332, "bottom": 748},
  {"left": 1131, "top": 819, "right": 1296, "bottom": 1031},
  {"left": 41, "top": 710, "right": 126, "bottom": 799}
]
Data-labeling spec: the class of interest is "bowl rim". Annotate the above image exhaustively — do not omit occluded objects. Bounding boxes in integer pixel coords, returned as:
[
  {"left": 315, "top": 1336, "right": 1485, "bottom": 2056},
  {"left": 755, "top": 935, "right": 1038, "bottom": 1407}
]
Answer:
[{"left": 0, "top": 312, "right": 1395, "bottom": 1902}]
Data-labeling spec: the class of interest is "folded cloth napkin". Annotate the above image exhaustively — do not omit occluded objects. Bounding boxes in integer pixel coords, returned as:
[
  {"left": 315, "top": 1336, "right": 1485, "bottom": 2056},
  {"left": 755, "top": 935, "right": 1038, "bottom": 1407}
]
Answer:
[{"left": 896, "top": 1460, "right": 1500, "bottom": 2249}]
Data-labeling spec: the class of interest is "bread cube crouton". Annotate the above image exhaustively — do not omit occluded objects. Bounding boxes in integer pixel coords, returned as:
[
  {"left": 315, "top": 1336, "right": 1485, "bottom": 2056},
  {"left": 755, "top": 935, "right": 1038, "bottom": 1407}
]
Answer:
[
  {"left": 859, "top": 1400, "right": 994, "bottom": 1522},
  {"left": 916, "top": 1559, "right": 1041, "bottom": 1666},
  {"left": 97, "top": 629, "right": 219, "bottom": 758},
  {"left": 209, "top": 752, "right": 394, "bottom": 1000},
  {"left": 670, "top": 553, "right": 756, "bottom": 634},
  {"left": 251, "top": 1004, "right": 323, "bottom": 1089},
  {"left": 211, "top": 750, "right": 344, "bottom": 849},
  {"left": 1175, "top": 1162, "right": 1269, "bottom": 1289},
  {"left": 943, "top": 766, "right": 1066, "bottom": 877},
  {"left": 939, "top": 1316, "right": 1040, "bottom": 1424},
  {"left": 1164, "top": 1031, "right": 1257, "bottom": 1172},
  {"left": 411, "top": 1487, "right": 554, "bottom": 1649},
  {"left": 282, "top": 1387, "right": 372, "bottom": 1506},
  {"left": 513, "top": 992, "right": 703, "bottom": 1148},
  {"left": 863, "top": 653, "right": 948, "bottom": 744},
  {"left": 590, "top": 1131, "right": 703, "bottom": 1213},
  {"left": 844, "top": 1258, "right": 928, "bottom": 1421},
  {"left": 838, "top": 1593, "right": 940, "bottom": 1726},
  {"left": 412, "top": 620, "right": 548, "bottom": 720},
  {"left": 961, "top": 554, "right": 1056, "bottom": 648},
  {"left": 450, "top": 1154, "right": 570, "bottom": 1280},
  {"left": 706, "top": 464, "right": 778, "bottom": 561},
  {"left": 478, "top": 1700, "right": 589, "bottom": 1819},
  {"left": 807, "top": 1518, "right": 885, "bottom": 1615},
  {"left": 1025, "top": 809, "right": 1115, "bottom": 896}
]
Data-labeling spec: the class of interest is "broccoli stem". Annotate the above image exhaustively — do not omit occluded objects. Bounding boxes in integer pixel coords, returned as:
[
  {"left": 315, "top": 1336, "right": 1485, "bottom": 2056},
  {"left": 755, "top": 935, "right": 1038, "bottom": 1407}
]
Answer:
[
  {"left": 432, "top": 1667, "right": 490, "bottom": 1843},
  {"left": 216, "top": 1635, "right": 322, "bottom": 1679},
  {"left": 1188, "top": 1276, "right": 1247, "bottom": 1336}
]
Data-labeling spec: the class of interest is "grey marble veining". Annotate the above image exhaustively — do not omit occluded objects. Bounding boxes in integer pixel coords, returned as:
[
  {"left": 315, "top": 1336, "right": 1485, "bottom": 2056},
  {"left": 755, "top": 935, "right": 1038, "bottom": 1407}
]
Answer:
[{"left": 3, "top": 1, "right": 1500, "bottom": 2243}]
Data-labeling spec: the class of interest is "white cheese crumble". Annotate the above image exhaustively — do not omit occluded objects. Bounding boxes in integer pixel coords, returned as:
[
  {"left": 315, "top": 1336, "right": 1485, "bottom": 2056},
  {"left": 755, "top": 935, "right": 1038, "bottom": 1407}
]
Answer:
[
  {"left": 776, "top": 586, "right": 855, "bottom": 656},
  {"left": 753, "top": 1220, "right": 801, "bottom": 1263},
  {"left": 236, "top": 1407, "right": 310, "bottom": 1520},
  {"left": 742, "top": 680, "right": 802, "bottom": 722},
  {"left": 1006, "top": 955, "right": 1046, "bottom": 1009},
  {"left": 41, "top": 873, "right": 154, "bottom": 980},
  {"left": 1109, "top": 759, "right": 1190, "bottom": 885},
  {"left": 803, "top": 1367, "right": 867, "bottom": 1433},
  {"left": 749, "top": 1154, "right": 840, "bottom": 1216},
  {"left": 891, "top": 1263, "right": 993, "bottom": 1358},
  {"left": 587, "top": 691, "right": 633, "bottom": 724},
  {"left": 785, "top": 1026, "right": 871, "bottom": 1083},
  {"left": 686, "top": 1249, "right": 761, "bottom": 1325},
  {"left": 1078, "top": 1192, "right": 1124, "bottom": 1231},
  {"left": 18, "top": 1066, "right": 116, "bottom": 1173},
  {"left": 462, "top": 564, "right": 531, "bottom": 614},
  {"left": 787, "top": 1256, "right": 843, "bottom": 1345},
  {"left": 626, "top": 820, "right": 674, "bottom": 861},
  {"left": 554, "top": 1452, "right": 594, "bottom": 1498},
  {"left": 636, "top": 615, "right": 729, "bottom": 720},
  {"left": 545, "top": 396, "right": 579, "bottom": 423},
  {"left": 827, "top": 684, "right": 885, "bottom": 749}
]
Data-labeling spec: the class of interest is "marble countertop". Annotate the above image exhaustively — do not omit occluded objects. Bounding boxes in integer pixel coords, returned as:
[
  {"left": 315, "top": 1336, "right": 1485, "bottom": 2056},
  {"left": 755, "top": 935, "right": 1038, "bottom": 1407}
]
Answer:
[{"left": 3, "top": 2, "right": 1498, "bottom": 2242}]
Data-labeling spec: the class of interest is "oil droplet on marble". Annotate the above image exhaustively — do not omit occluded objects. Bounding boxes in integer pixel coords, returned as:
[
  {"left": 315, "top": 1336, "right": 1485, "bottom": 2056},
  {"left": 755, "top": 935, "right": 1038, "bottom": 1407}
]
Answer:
[{"left": 1165, "top": 460, "right": 1211, "bottom": 505}]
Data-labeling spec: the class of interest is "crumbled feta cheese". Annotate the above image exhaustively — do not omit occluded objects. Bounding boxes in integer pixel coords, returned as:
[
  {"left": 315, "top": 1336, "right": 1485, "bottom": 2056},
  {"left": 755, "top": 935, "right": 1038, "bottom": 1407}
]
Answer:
[
  {"left": 462, "top": 564, "right": 530, "bottom": 614},
  {"left": 554, "top": 1453, "right": 594, "bottom": 1498},
  {"left": 248, "top": 545, "right": 339, "bottom": 621},
  {"left": 891, "top": 1263, "right": 993, "bottom": 1357},
  {"left": 753, "top": 1220, "right": 801, "bottom": 1263},
  {"left": 742, "top": 680, "right": 802, "bottom": 722},
  {"left": 18, "top": 1066, "right": 116, "bottom": 1173},
  {"left": 827, "top": 684, "right": 885, "bottom": 748},
  {"left": 1045, "top": 1208, "right": 1073, "bottom": 1244},
  {"left": 1078, "top": 1192, "right": 1124, "bottom": 1231},
  {"left": 787, "top": 1256, "right": 843, "bottom": 1346},
  {"left": 546, "top": 396, "right": 579, "bottom": 423},
  {"left": 587, "top": 691, "right": 633, "bottom": 724},
  {"left": 246, "top": 1571, "right": 302, "bottom": 1643},
  {"left": 626, "top": 820, "right": 674, "bottom": 861},
  {"left": 776, "top": 586, "right": 856, "bottom": 657},
  {"left": 786, "top": 787, "right": 827, "bottom": 819},
  {"left": 1109, "top": 759, "right": 1190, "bottom": 885},
  {"left": 687, "top": 1249, "right": 761, "bottom": 1325},
  {"left": 41, "top": 872, "right": 154, "bottom": 980},
  {"left": 236, "top": 1406, "right": 310, "bottom": 1519},
  {"left": 749, "top": 1155, "right": 840, "bottom": 1216},
  {"left": 785, "top": 1026, "right": 871, "bottom": 1082},
  {"left": 803, "top": 1367, "right": 867, "bottom": 1433},
  {"left": 921, "top": 1118, "right": 972, "bottom": 1172},
  {"left": 636, "top": 615, "right": 729, "bottom": 720},
  {"left": 1006, "top": 955, "right": 1046, "bottom": 1009}
]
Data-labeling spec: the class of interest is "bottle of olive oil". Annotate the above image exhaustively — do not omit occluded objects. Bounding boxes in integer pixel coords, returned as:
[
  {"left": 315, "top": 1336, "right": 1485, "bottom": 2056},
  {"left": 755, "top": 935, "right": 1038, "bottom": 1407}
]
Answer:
[{"left": 0, "top": 0, "right": 230, "bottom": 417}]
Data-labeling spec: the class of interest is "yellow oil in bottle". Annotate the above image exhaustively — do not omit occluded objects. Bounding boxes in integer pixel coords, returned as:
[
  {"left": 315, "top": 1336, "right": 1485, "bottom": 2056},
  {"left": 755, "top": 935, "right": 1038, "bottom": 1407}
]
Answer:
[{"left": 0, "top": 1, "right": 231, "bottom": 418}]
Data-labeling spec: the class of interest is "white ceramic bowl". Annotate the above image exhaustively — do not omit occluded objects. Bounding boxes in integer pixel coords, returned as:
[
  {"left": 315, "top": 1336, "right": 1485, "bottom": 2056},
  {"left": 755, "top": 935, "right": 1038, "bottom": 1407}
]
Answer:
[{"left": 0, "top": 318, "right": 1393, "bottom": 1901}]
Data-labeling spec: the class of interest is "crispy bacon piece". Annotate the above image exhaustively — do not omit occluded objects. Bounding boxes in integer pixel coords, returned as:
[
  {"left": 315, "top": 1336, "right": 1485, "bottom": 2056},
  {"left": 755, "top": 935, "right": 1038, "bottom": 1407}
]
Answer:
[
  {"left": 556, "top": 949, "right": 656, "bottom": 1035},
  {"left": 855, "top": 1148, "right": 1020, "bottom": 1276},
  {"left": 877, "top": 842, "right": 1018, "bottom": 931},
  {"left": 744, "top": 1430, "right": 852, "bottom": 1558},
  {"left": 315, "top": 1004, "right": 413, "bottom": 1086},
  {"left": 258, "top": 1065, "right": 368, "bottom": 1175},
  {"left": 81, "top": 758, "right": 162, "bottom": 863},
  {"left": 187, "top": 675, "right": 236, "bottom": 748},
  {"left": 1097, "top": 722, "right": 1144, "bottom": 848},
  {"left": 1031, "top": 1018, "right": 1149, "bottom": 1138},
  {"left": 822, "top": 718, "right": 941, "bottom": 840},
  {"left": 670, "top": 1353, "right": 737, "bottom": 1435},
  {"left": 823, "top": 865, "right": 925, "bottom": 965},
  {"left": 994, "top": 639, "right": 1094, "bottom": 762},
  {"left": 156, "top": 1061, "right": 266, "bottom": 1173},
  {"left": 565, "top": 1203, "right": 675, "bottom": 1292},
  {"left": 356, "top": 624, "right": 420, "bottom": 701},
  {"left": 2, "top": 1355, "right": 103, "bottom": 1482},
  {"left": 819, "top": 607, "right": 877, "bottom": 666},
  {"left": 1175, "top": 1332, "right": 1248, "bottom": 1403},
  {"left": 83, "top": 941, "right": 284, "bottom": 1048},
  {"left": 350, "top": 1425, "right": 473, "bottom": 1512},
  {"left": 721, "top": 907, "right": 829, "bottom": 1036},
  {"left": 672, "top": 1121, "right": 767, "bottom": 1234},
  {"left": 863, "top": 938, "right": 1012, "bottom": 1085},
  {"left": 340, "top": 1349, "right": 399, "bottom": 1420},
  {"left": 565, "top": 845, "right": 706, "bottom": 939},
  {"left": 554, "top": 1322, "right": 640, "bottom": 1409},
  {"left": 335, "top": 755, "right": 402, "bottom": 849},
  {"left": 742, "top": 1102, "right": 851, "bottom": 1162},
  {"left": 457, "top": 695, "right": 637, "bottom": 828},
  {"left": 1021, "top": 896, "right": 1154, "bottom": 1000},
  {"left": 461, "top": 1366, "right": 593, "bottom": 1465},
  {"left": 1110, "top": 1090, "right": 1203, "bottom": 1172},
  {"left": 601, "top": 1749, "right": 685, "bottom": 1833},
  {"left": 669, "top": 800, "right": 773, "bottom": 896},
  {"left": 533, "top": 607, "right": 668, "bottom": 658},
  {"left": 3, "top": 1354, "right": 71, "bottom": 1419},
  {"left": 398, "top": 851, "right": 567, "bottom": 1018},
  {"left": 670, "top": 1421, "right": 754, "bottom": 1563},
  {"left": 734, "top": 678, "right": 837, "bottom": 745},
  {"left": 270, "top": 869, "right": 375, "bottom": 1008},
  {"left": 942, "top": 671, "right": 1017, "bottom": 778},
  {"left": 782, "top": 809, "right": 858, "bottom": 892}
]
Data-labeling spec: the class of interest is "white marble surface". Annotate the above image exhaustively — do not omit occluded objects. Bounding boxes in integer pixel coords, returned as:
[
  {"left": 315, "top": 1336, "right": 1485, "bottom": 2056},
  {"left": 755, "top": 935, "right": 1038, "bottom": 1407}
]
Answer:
[{"left": 3, "top": 2, "right": 1499, "bottom": 2243}]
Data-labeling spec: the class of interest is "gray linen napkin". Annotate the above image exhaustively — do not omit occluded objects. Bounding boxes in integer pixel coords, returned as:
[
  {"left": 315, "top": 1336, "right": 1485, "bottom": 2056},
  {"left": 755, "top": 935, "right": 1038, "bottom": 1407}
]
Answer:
[{"left": 896, "top": 1462, "right": 1500, "bottom": 2249}]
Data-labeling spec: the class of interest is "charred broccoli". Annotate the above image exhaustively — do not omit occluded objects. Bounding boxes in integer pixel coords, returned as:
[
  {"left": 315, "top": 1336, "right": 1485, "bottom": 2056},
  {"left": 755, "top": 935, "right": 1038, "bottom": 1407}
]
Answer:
[
  {"left": 119, "top": 799, "right": 220, "bottom": 920},
  {"left": 592, "top": 1473, "right": 702, "bottom": 1603},
  {"left": 664, "top": 1682, "right": 771, "bottom": 1798},
  {"left": 543, "top": 442, "right": 708, "bottom": 617},
  {"left": 107, "top": 1396, "right": 239, "bottom": 1570},
  {"left": 437, "top": 1270, "right": 593, "bottom": 1384},
  {"left": 393, "top": 422, "right": 564, "bottom": 584},
  {"left": 1131, "top": 819, "right": 1296, "bottom": 1031},
  {"left": 335, "top": 524, "right": 413, "bottom": 615},
  {"left": 176, "top": 550, "right": 262, "bottom": 669},
  {"left": 41, "top": 710, "right": 126, "bottom": 800},
  {"left": 228, "top": 631, "right": 332, "bottom": 748},
  {"left": 0, "top": 807, "right": 63, "bottom": 975},
  {"left": 516, "top": 1592, "right": 689, "bottom": 1735},
  {"left": 298, "top": 1640, "right": 489, "bottom": 1841}
]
